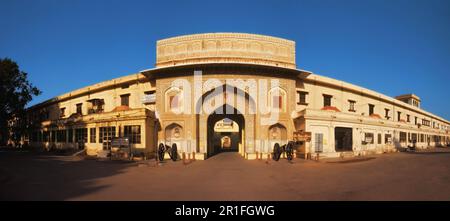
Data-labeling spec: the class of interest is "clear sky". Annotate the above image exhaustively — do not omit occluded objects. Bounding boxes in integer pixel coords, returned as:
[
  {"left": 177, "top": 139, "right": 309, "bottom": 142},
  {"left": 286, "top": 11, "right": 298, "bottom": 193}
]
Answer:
[{"left": 1, "top": 0, "right": 449, "bottom": 119}]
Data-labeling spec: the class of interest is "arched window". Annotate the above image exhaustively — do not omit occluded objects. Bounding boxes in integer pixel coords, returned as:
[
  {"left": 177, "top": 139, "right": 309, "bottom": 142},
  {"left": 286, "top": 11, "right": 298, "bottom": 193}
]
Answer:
[
  {"left": 268, "top": 123, "right": 288, "bottom": 148},
  {"left": 268, "top": 123, "right": 287, "bottom": 141},
  {"left": 165, "top": 123, "right": 183, "bottom": 142},
  {"left": 268, "top": 87, "right": 287, "bottom": 112},
  {"left": 165, "top": 87, "right": 183, "bottom": 113}
]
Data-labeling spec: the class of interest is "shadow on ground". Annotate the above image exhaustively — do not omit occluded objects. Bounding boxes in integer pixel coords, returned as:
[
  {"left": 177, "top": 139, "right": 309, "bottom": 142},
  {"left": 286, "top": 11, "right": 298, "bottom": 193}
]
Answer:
[
  {"left": 1, "top": 148, "right": 450, "bottom": 200},
  {"left": 405, "top": 152, "right": 450, "bottom": 155},
  {"left": 325, "top": 157, "right": 376, "bottom": 163},
  {"left": 0, "top": 150, "right": 134, "bottom": 200}
]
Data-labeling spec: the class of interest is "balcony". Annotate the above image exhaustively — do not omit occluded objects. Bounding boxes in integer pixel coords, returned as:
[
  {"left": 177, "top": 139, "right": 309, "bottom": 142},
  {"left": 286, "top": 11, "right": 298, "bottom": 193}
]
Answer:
[
  {"left": 88, "top": 108, "right": 104, "bottom": 114},
  {"left": 87, "top": 98, "right": 105, "bottom": 114},
  {"left": 142, "top": 93, "right": 156, "bottom": 104}
]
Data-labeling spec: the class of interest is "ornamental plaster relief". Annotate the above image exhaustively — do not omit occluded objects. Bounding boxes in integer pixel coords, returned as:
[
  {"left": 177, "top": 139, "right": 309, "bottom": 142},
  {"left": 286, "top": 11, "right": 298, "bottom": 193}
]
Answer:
[{"left": 155, "top": 33, "right": 296, "bottom": 69}]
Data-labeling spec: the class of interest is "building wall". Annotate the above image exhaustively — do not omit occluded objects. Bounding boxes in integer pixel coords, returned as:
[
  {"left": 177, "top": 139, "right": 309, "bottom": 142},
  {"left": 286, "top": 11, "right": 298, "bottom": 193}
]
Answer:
[
  {"left": 23, "top": 33, "right": 450, "bottom": 160},
  {"left": 26, "top": 74, "right": 157, "bottom": 157},
  {"left": 24, "top": 70, "right": 450, "bottom": 159},
  {"left": 154, "top": 70, "right": 297, "bottom": 160},
  {"left": 295, "top": 74, "right": 449, "bottom": 158},
  {"left": 24, "top": 69, "right": 450, "bottom": 159}
]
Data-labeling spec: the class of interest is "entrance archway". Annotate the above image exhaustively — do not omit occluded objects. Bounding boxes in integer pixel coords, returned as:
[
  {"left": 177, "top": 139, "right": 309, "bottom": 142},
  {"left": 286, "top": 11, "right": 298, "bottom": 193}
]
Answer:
[
  {"left": 207, "top": 104, "right": 245, "bottom": 157},
  {"left": 195, "top": 84, "right": 257, "bottom": 159}
]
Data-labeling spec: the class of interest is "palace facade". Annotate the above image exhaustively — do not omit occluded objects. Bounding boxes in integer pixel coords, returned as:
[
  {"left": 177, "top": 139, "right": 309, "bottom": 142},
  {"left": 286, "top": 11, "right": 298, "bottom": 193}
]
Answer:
[{"left": 26, "top": 33, "right": 450, "bottom": 159}]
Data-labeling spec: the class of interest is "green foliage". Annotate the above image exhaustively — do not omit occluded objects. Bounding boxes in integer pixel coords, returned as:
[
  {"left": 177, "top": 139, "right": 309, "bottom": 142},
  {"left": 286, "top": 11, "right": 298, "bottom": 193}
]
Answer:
[{"left": 0, "top": 58, "right": 41, "bottom": 146}]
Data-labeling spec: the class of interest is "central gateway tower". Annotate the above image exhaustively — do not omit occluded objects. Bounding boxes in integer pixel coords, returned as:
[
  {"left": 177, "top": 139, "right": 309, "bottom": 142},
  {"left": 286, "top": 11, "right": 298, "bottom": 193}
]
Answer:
[{"left": 141, "top": 33, "right": 309, "bottom": 159}]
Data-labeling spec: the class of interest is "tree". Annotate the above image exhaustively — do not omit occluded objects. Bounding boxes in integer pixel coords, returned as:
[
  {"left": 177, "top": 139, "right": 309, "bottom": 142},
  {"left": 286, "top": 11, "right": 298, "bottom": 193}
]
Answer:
[{"left": 0, "top": 58, "right": 41, "bottom": 146}]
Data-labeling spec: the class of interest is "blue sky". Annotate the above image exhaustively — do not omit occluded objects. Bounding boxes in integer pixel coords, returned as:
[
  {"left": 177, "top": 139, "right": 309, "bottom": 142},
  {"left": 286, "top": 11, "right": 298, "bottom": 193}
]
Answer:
[{"left": 1, "top": 0, "right": 449, "bottom": 119}]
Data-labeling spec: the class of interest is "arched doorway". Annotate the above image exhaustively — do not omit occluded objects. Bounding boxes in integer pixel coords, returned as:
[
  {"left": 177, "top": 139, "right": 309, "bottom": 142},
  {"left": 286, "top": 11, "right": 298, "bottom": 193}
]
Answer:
[
  {"left": 195, "top": 84, "right": 257, "bottom": 159},
  {"left": 207, "top": 104, "right": 245, "bottom": 157}
]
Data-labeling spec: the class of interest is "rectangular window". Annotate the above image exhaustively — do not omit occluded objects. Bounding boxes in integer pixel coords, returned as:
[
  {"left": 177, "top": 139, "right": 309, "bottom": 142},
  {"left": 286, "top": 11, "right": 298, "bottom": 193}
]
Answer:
[
  {"left": 348, "top": 100, "right": 356, "bottom": 112},
  {"left": 378, "top": 133, "right": 382, "bottom": 144},
  {"left": 40, "top": 109, "right": 49, "bottom": 120},
  {"left": 314, "top": 133, "right": 323, "bottom": 153},
  {"left": 121, "top": 94, "right": 130, "bottom": 107},
  {"left": 31, "top": 132, "right": 37, "bottom": 142},
  {"left": 90, "top": 128, "right": 96, "bottom": 143},
  {"left": 369, "top": 104, "right": 375, "bottom": 115},
  {"left": 37, "top": 131, "right": 42, "bottom": 142},
  {"left": 76, "top": 103, "right": 82, "bottom": 115},
  {"left": 385, "top": 109, "right": 390, "bottom": 119},
  {"left": 323, "top": 94, "right": 332, "bottom": 107},
  {"left": 67, "top": 129, "right": 73, "bottom": 143},
  {"left": 400, "top": 132, "right": 407, "bottom": 143},
  {"left": 99, "top": 127, "right": 116, "bottom": 150},
  {"left": 385, "top": 134, "right": 392, "bottom": 144},
  {"left": 415, "top": 117, "right": 418, "bottom": 125},
  {"left": 60, "top": 108, "right": 65, "bottom": 118},
  {"left": 364, "top": 133, "right": 374, "bottom": 144},
  {"left": 99, "top": 127, "right": 116, "bottom": 143},
  {"left": 124, "top": 125, "right": 141, "bottom": 144},
  {"left": 412, "top": 133, "right": 417, "bottom": 142},
  {"left": 397, "top": 111, "right": 401, "bottom": 121},
  {"left": 43, "top": 131, "right": 49, "bottom": 142},
  {"left": 75, "top": 128, "right": 88, "bottom": 143},
  {"left": 297, "top": 91, "right": 308, "bottom": 105},
  {"left": 407, "top": 114, "right": 410, "bottom": 122},
  {"left": 51, "top": 130, "right": 57, "bottom": 143},
  {"left": 56, "top": 130, "right": 66, "bottom": 142}
]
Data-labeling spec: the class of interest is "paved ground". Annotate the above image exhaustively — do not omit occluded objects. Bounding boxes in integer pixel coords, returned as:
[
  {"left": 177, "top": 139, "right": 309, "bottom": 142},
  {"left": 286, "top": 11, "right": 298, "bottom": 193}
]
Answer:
[{"left": 1, "top": 148, "right": 450, "bottom": 200}]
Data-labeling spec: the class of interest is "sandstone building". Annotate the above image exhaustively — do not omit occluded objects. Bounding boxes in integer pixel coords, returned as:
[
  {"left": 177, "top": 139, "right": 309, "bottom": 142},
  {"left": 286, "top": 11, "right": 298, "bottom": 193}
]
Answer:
[{"left": 26, "top": 33, "right": 450, "bottom": 159}]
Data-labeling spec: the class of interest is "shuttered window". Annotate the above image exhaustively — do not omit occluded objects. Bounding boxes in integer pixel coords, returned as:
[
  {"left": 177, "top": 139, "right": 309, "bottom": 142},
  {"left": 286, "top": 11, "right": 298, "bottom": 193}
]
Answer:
[{"left": 314, "top": 133, "right": 323, "bottom": 153}]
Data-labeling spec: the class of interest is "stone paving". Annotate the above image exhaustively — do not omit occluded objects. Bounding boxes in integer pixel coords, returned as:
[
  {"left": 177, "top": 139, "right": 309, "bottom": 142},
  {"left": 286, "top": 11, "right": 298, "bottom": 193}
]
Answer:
[{"left": 1, "top": 148, "right": 450, "bottom": 200}]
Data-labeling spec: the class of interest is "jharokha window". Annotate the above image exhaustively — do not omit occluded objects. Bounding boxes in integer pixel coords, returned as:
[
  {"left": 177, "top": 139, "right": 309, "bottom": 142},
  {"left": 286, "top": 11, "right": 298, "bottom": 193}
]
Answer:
[{"left": 88, "top": 99, "right": 104, "bottom": 114}]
